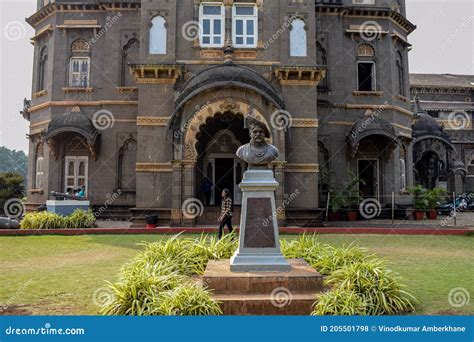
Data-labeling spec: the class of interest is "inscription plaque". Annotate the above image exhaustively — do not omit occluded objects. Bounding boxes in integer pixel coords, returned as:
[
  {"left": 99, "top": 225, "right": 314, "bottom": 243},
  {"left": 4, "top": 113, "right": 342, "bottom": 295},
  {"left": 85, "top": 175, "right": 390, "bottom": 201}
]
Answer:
[{"left": 243, "top": 198, "right": 276, "bottom": 248}]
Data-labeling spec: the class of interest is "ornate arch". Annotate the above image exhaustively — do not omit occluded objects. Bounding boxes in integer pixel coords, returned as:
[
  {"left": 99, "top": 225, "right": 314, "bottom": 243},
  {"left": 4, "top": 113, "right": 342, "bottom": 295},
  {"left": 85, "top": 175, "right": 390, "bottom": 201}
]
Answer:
[{"left": 182, "top": 99, "right": 272, "bottom": 161}]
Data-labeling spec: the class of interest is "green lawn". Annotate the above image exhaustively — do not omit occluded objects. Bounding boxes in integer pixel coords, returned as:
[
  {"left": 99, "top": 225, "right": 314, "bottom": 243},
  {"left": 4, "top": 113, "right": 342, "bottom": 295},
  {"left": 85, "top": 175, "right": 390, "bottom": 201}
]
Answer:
[{"left": 0, "top": 234, "right": 472, "bottom": 315}]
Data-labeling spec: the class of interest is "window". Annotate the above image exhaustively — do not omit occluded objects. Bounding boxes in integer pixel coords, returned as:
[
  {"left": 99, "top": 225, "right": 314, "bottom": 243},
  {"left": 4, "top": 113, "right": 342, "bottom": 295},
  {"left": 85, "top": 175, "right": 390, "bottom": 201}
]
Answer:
[
  {"left": 149, "top": 16, "right": 167, "bottom": 54},
  {"left": 35, "top": 157, "right": 44, "bottom": 189},
  {"left": 37, "top": 46, "right": 48, "bottom": 91},
  {"left": 200, "top": 4, "right": 225, "bottom": 47},
  {"left": 357, "top": 61, "right": 376, "bottom": 91},
  {"left": 69, "top": 57, "right": 90, "bottom": 87},
  {"left": 232, "top": 4, "right": 257, "bottom": 48},
  {"left": 396, "top": 51, "right": 405, "bottom": 96},
  {"left": 399, "top": 158, "right": 406, "bottom": 191},
  {"left": 290, "top": 19, "right": 307, "bottom": 57},
  {"left": 65, "top": 156, "right": 88, "bottom": 196}
]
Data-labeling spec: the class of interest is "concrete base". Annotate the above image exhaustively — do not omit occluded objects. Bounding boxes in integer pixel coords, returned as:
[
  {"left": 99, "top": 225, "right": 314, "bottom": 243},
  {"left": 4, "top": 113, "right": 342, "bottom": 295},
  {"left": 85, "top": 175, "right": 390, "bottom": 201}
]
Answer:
[
  {"left": 46, "top": 200, "right": 90, "bottom": 216},
  {"left": 203, "top": 259, "right": 323, "bottom": 315},
  {"left": 230, "top": 252, "right": 291, "bottom": 272}
]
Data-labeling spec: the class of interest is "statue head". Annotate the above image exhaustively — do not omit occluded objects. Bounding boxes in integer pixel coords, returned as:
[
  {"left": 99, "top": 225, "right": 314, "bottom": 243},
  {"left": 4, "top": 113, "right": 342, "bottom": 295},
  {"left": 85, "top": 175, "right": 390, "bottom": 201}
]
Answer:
[{"left": 246, "top": 117, "right": 270, "bottom": 146}]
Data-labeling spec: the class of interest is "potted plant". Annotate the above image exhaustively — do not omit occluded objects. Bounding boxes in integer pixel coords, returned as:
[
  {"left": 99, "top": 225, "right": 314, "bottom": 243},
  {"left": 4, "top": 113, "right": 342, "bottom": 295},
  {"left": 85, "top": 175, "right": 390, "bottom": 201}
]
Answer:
[
  {"left": 342, "top": 172, "right": 364, "bottom": 221},
  {"left": 426, "top": 188, "right": 446, "bottom": 219},
  {"left": 408, "top": 185, "right": 428, "bottom": 220},
  {"left": 328, "top": 193, "right": 344, "bottom": 222}
]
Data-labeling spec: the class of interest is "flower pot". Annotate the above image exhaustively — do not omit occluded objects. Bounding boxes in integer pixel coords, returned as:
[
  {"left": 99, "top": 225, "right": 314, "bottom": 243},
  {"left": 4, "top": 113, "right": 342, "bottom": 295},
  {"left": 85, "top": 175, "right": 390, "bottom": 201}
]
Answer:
[
  {"left": 413, "top": 211, "right": 425, "bottom": 220},
  {"left": 146, "top": 215, "right": 158, "bottom": 228},
  {"left": 426, "top": 210, "right": 437, "bottom": 220},
  {"left": 347, "top": 211, "right": 358, "bottom": 221},
  {"left": 328, "top": 212, "right": 339, "bottom": 222}
]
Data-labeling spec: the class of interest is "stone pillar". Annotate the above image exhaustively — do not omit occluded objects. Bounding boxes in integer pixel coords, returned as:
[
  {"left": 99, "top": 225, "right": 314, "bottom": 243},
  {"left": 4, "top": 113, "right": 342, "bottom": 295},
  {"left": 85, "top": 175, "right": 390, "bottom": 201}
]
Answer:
[
  {"left": 181, "top": 161, "right": 197, "bottom": 227},
  {"left": 170, "top": 160, "right": 183, "bottom": 227},
  {"left": 273, "top": 161, "right": 287, "bottom": 227},
  {"left": 230, "top": 169, "right": 291, "bottom": 272}
]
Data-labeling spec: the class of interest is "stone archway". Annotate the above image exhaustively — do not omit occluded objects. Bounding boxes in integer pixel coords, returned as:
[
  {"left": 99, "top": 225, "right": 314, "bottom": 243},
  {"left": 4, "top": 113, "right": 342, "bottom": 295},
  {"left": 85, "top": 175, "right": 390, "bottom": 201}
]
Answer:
[{"left": 182, "top": 99, "right": 272, "bottom": 162}]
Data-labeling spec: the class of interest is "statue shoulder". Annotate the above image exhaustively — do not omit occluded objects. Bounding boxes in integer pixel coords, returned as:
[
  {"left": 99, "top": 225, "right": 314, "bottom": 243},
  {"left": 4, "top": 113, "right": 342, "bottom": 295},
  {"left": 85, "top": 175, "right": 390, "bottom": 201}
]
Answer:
[
  {"left": 236, "top": 144, "right": 249, "bottom": 158},
  {"left": 268, "top": 144, "right": 279, "bottom": 158}
]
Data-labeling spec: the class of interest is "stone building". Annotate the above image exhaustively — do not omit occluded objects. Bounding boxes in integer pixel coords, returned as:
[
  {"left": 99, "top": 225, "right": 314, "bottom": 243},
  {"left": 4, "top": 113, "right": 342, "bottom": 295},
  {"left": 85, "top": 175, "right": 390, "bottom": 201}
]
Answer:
[
  {"left": 23, "top": 0, "right": 421, "bottom": 226},
  {"left": 410, "top": 74, "right": 474, "bottom": 195}
]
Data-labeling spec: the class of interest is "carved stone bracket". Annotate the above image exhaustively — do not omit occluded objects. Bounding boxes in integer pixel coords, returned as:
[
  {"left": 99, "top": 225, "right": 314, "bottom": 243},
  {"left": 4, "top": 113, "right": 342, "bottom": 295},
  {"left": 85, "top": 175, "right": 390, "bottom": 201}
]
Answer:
[
  {"left": 129, "top": 64, "right": 184, "bottom": 84},
  {"left": 272, "top": 66, "right": 326, "bottom": 86}
]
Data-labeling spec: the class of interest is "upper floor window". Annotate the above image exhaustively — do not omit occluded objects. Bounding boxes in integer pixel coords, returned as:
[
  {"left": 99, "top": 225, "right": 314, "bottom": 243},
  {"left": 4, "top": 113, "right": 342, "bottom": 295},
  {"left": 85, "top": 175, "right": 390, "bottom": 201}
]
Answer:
[
  {"left": 37, "top": 46, "right": 48, "bottom": 92},
  {"left": 290, "top": 19, "right": 307, "bottom": 57},
  {"left": 356, "top": 44, "right": 376, "bottom": 92},
  {"left": 69, "top": 57, "right": 90, "bottom": 88},
  {"left": 149, "top": 16, "right": 167, "bottom": 54},
  {"left": 200, "top": 4, "right": 225, "bottom": 48},
  {"left": 232, "top": 4, "right": 257, "bottom": 48}
]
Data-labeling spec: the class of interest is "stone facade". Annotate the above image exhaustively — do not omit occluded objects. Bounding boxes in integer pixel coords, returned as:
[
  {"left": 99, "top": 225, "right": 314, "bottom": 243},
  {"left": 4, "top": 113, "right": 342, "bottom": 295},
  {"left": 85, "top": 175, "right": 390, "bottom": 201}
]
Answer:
[{"left": 23, "top": 0, "right": 426, "bottom": 226}]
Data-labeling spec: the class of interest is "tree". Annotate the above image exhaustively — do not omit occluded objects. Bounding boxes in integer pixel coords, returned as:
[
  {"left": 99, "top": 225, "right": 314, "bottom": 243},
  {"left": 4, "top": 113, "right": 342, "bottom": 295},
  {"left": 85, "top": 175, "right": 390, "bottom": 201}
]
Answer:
[
  {"left": 0, "top": 172, "right": 25, "bottom": 215},
  {"left": 0, "top": 146, "right": 28, "bottom": 183}
]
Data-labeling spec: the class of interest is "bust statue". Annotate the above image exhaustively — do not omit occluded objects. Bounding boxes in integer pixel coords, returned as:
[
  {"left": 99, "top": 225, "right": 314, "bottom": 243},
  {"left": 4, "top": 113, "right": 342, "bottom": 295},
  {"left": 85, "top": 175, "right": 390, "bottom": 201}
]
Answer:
[{"left": 236, "top": 119, "right": 279, "bottom": 168}]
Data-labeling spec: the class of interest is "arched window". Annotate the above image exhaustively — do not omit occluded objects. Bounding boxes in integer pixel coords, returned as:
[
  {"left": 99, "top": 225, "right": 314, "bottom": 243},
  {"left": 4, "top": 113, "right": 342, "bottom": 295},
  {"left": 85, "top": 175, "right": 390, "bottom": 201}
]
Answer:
[
  {"left": 290, "top": 19, "right": 307, "bottom": 57},
  {"left": 35, "top": 142, "right": 44, "bottom": 189},
  {"left": 356, "top": 44, "right": 376, "bottom": 92},
  {"left": 117, "top": 136, "right": 137, "bottom": 191},
  {"left": 121, "top": 38, "right": 139, "bottom": 86},
  {"left": 69, "top": 38, "right": 90, "bottom": 87},
  {"left": 37, "top": 46, "right": 48, "bottom": 91},
  {"left": 316, "top": 42, "right": 328, "bottom": 90},
  {"left": 149, "top": 16, "right": 167, "bottom": 55},
  {"left": 396, "top": 51, "right": 405, "bottom": 97}
]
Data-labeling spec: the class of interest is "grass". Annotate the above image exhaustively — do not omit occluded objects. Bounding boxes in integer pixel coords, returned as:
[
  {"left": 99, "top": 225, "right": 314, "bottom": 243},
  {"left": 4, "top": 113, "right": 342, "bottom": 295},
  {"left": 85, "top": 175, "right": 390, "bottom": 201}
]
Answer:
[{"left": 0, "top": 234, "right": 472, "bottom": 315}]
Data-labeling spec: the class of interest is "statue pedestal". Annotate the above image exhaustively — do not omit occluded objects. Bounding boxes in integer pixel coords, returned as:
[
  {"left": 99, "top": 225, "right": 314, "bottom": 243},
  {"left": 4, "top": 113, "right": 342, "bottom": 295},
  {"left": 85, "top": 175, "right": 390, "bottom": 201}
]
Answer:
[{"left": 230, "top": 170, "right": 291, "bottom": 272}]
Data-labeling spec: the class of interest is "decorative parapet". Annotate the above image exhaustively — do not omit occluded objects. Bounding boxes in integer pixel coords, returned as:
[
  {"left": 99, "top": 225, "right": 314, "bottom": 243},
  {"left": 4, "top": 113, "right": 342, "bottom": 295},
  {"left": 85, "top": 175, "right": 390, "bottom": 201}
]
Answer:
[
  {"left": 57, "top": 20, "right": 101, "bottom": 35},
  {"left": 32, "top": 90, "right": 48, "bottom": 99},
  {"left": 272, "top": 66, "right": 326, "bottom": 86},
  {"left": 30, "top": 24, "right": 53, "bottom": 43},
  {"left": 136, "top": 117, "right": 170, "bottom": 127},
  {"left": 129, "top": 64, "right": 184, "bottom": 84}
]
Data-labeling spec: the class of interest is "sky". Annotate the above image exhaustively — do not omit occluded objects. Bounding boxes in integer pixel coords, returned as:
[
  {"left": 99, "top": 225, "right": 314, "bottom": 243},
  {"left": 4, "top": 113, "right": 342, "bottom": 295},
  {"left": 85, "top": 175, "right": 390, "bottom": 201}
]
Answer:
[{"left": 0, "top": 0, "right": 472, "bottom": 153}]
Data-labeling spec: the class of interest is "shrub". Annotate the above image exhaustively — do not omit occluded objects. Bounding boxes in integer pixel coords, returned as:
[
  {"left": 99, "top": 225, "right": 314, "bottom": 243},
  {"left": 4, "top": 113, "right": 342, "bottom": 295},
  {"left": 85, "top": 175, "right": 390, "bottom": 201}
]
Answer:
[
  {"left": 312, "top": 289, "right": 367, "bottom": 316},
  {"left": 20, "top": 210, "right": 95, "bottom": 229},
  {"left": 157, "top": 283, "right": 222, "bottom": 316},
  {"left": 0, "top": 172, "right": 25, "bottom": 214},
  {"left": 324, "top": 259, "right": 417, "bottom": 315}
]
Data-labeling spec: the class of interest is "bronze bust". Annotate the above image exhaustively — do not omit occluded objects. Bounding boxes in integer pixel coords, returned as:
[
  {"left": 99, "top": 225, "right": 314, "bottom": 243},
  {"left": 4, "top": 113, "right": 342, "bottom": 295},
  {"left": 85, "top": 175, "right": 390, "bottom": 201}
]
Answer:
[{"left": 236, "top": 119, "right": 279, "bottom": 168}]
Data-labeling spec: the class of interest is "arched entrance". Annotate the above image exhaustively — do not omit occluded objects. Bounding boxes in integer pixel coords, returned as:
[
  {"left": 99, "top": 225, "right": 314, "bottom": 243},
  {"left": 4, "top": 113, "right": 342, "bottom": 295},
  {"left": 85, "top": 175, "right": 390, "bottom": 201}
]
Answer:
[{"left": 196, "top": 113, "right": 249, "bottom": 206}]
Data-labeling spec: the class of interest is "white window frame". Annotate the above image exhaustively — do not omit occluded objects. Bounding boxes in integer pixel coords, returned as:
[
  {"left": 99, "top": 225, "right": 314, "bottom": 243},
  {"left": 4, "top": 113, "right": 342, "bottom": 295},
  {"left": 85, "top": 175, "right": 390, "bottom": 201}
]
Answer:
[
  {"left": 199, "top": 3, "right": 225, "bottom": 48},
  {"left": 35, "top": 156, "right": 44, "bottom": 189},
  {"left": 64, "top": 156, "right": 89, "bottom": 196},
  {"left": 356, "top": 61, "right": 376, "bottom": 91},
  {"left": 232, "top": 4, "right": 258, "bottom": 48},
  {"left": 69, "top": 57, "right": 90, "bottom": 88}
]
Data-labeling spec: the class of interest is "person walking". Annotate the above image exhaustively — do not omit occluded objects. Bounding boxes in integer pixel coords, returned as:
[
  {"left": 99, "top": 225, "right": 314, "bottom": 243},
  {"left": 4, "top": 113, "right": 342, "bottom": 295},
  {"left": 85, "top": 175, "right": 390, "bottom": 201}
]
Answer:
[{"left": 218, "top": 189, "right": 233, "bottom": 239}]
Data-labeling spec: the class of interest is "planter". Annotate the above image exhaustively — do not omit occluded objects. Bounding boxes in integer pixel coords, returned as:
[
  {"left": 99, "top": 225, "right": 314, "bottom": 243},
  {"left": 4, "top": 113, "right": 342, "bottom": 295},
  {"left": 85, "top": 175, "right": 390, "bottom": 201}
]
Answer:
[
  {"left": 413, "top": 211, "right": 425, "bottom": 220},
  {"left": 328, "top": 212, "right": 340, "bottom": 222},
  {"left": 146, "top": 215, "right": 158, "bottom": 229},
  {"left": 347, "top": 211, "right": 358, "bottom": 221},
  {"left": 426, "top": 210, "right": 437, "bottom": 220}
]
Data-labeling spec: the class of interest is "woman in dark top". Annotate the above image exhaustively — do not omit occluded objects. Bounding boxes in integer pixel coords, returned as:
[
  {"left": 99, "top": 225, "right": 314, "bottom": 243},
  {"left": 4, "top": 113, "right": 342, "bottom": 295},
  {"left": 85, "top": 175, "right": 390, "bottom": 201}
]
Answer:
[{"left": 218, "top": 189, "right": 233, "bottom": 239}]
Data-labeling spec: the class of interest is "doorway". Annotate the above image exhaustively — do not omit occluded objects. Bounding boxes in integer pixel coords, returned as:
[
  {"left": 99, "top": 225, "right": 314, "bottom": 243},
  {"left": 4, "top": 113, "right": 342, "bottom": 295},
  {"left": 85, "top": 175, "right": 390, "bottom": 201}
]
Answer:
[
  {"left": 358, "top": 159, "right": 379, "bottom": 199},
  {"left": 214, "top": 158, "right": 235, "bottom": 206}
]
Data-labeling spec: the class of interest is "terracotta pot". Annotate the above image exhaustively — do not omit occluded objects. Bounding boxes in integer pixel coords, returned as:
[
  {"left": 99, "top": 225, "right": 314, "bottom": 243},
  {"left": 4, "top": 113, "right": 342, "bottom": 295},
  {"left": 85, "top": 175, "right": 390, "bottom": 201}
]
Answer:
[
  {"left": 413, "top": 211, "right": 425, "bottom": 220},
  {"left": 347, "top": 211, "right": 358, "bottom": 221},
  {"left": 328, "top": 212, "right": 339, "bottom": 222},
  {"left": 426, "top": 210, "right": 437, "bottom": 220}
]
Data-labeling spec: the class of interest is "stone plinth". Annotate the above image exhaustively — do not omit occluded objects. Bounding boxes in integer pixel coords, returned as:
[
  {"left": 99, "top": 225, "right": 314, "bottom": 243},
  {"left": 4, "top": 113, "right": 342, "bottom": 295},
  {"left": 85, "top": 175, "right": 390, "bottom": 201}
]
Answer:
[
  {"left": 230, "top": 170, "right": 291, "bottom": 272},
  {"left": 203, "top": 259, "right": 323, "bottom": 315}
]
